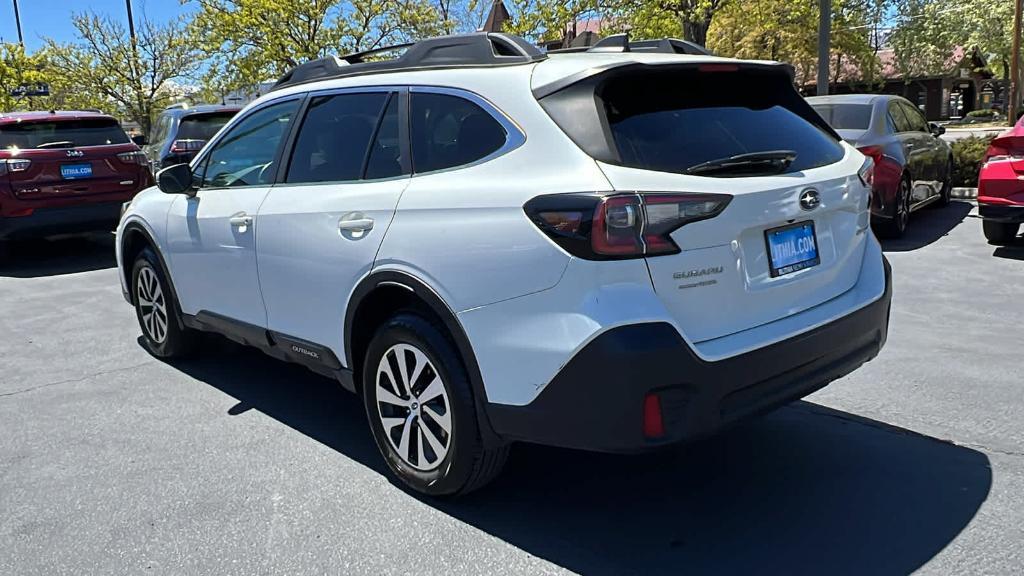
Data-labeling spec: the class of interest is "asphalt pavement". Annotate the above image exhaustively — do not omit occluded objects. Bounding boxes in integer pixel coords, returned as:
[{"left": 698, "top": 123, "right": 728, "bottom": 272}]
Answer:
[
  {"left": 941, "top": 127, "right": 1005, "bottom": 143},
  {"left": 1, "top": 203, "right": 1022, "bottom": 575}
]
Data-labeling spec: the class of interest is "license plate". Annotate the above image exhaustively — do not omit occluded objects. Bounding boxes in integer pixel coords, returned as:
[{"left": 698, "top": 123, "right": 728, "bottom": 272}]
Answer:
[
  {"left": 765, "top": 221, "right": 820, "bottom": 277},
  {"left": 61, "top": 163, "right": 92, "bottom": 180}
]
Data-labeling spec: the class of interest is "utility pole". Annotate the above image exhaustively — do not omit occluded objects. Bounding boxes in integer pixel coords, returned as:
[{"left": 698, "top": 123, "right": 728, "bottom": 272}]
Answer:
[
  {"left": 125, "top": 0, "right": 137, "bottom": 46},
  {"left": 12, "top": 0, "right": 24, "bottom": 46},
  {"left": 1010, "top": 0, "right": 1022, "bottom": 124},
  {"left": 817, "top": 0, "right": 831, "bottom": 96}
]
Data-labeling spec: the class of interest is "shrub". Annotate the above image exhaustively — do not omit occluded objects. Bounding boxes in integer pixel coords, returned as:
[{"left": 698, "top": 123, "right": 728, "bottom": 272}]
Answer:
[
  {"left": 967, "top": 109, "right": 997, "bottom": 118},
  {"left": 950, "top": 135, "right": 995, "bottom": 187}
]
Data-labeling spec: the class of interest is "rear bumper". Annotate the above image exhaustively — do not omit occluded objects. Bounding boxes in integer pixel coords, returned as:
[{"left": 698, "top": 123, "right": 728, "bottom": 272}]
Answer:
[
  {"left": 978, "top": 203, "right": 1024, "bottom": 224},
  {"left": 0, "top": 201, "right": 122, "bottom": 240},
  {"left": 487, "top": 257, "right": 892, "bottom": 453}
]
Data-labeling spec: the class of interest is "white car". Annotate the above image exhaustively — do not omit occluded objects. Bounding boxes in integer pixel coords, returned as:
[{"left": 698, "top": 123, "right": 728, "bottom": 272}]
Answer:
[{"left": 116, "top": 33, "right": 891, "bottom": 495}]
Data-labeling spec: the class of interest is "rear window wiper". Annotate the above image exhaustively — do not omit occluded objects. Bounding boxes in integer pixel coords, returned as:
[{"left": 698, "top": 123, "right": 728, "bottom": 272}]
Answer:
[
  {"left": 685, "top": 150, "right": 797, "bottom": 176},
  {"left": 35, "top": 140, "right": 76, "bottom": 149}
]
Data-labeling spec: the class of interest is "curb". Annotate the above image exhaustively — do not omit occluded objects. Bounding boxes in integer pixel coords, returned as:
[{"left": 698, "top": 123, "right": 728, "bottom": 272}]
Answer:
[{"left": 951, "top": 187, "right": 977, "bottom": 199}]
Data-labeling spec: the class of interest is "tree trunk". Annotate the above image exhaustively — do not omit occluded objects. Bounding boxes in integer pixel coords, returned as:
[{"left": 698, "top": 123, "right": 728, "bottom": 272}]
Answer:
[{"left": 683, "top": 19, "right": 708, "bottom": 47}]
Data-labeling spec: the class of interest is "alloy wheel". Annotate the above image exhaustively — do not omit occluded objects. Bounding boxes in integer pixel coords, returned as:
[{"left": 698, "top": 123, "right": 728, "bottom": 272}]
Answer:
[
  {"left": 896, "top": 180, "right": 911, "bottom": 232},
  {"left": 375, "top": 343, "right": 452, "bottom": 471},
  {"left": 137, "top": 266, "right": 168, "bottom": 344}
]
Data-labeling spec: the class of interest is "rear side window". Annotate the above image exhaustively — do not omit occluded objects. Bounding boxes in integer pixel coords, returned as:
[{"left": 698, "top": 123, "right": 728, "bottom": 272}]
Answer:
[
  {"left": 177, "top": 112, "right": 236, "bottom": 142},
  {"left": 601, "top": 69, "right": 844, "bottom": 175},
  {"left": 286, "top": 92, "right": 389, "bottom": 184},
  {"left": 888, "top": 102, "right": 913, "bottom": 133},
  {"left": 811, "top": 104, "right": 873, "bottom": 130},
  {"left": 0, "top": 118, "right": 129, "bottom": 149},
  {"left": 411, "top": 93, "right": 507, "bottom": 174}
]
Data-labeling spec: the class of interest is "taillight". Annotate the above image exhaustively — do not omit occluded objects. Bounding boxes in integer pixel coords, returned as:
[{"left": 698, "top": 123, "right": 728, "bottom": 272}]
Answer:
[
  {"left": 0, "top": 158, "right": 31, "bottom": 176},
  {"left": 857, "top": 157, "right": 874, "bottom": 188},
  {"left": 525, "top": 192, "right": 731, "bottom": 260},
  {"left": 117, "top": 151, "right": 148, "bottom": 165},
  {"left": 170, "top": 139, "right": 206, "bottom": 154}
]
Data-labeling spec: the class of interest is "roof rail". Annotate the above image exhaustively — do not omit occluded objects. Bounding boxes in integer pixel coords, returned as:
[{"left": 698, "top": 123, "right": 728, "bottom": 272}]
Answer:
[
  {"left": 549, "top": 35, "right": 713, "bottom": 57},
  {"left": 272, "top": 33, "right": 547, "bottom": 92}
]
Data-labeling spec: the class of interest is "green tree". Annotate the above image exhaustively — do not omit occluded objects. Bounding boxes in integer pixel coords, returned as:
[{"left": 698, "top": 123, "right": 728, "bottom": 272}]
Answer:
[
  {"left": 602, "top": 0, "right": 725, "bottom": 45},
  {"left": 706, "top": 0, "right": 884, "bottom": 90},
  {"left": 44, "top": 11, "right": 202, "bottom": 135},
  {"left": 888, "top": 0, "right": 1015, "bottom": 81},
  {"left": 0, "top": 43, "right": 47, "bottom": 112},
  {"left": 187, "top": 0, "right": 447, "bottom": 93}
]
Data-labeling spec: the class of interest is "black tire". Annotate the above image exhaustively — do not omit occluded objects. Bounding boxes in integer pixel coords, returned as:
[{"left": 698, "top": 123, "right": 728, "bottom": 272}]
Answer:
[
  {"left": 875, "top": 176, "right": 912, "bottom": 239},
  {"left": 363, "top": 312, "right": 508, "bottom": 497},
  {"left": 131, "top": 247, "right": 196, "bottom": 358},
  {"left": 983, "top": 221, "right": 1020, "bottom": 246},
  {"left": 935, "top": 158, "right": 953, "bottom": 207}
]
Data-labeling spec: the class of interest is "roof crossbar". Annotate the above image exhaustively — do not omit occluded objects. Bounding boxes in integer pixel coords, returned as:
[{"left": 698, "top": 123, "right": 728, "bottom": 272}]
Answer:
[{"left": 272, "top": 33, "right": 547, "bottom": 92}]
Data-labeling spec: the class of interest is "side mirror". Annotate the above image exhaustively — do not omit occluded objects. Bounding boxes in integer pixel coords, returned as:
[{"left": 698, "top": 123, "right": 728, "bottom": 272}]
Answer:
[
  {"left": 131, "top": 134, "right": 148, "bottom": 146},
  {"left": 929, "top": 123, "right": 945, "bottom": 136},
  {"left": 157, "top": 163, "right": 197, "bottom": 196}
]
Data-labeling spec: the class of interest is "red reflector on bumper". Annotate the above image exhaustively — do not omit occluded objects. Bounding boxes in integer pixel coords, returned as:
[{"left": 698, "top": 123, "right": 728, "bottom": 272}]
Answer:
[
  {"left": 7, "top": 207, "right": 34, "bottom": 217},
  {"left": 643, "top": 393, "right": 665, "bottom": 439}
]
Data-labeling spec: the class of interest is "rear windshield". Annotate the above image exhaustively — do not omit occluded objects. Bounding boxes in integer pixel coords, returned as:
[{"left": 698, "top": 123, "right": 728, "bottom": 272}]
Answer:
[
  {"left": 600, "top": 68, "right": 845, "bottom": 176},
  {"left": 177, "top": 112, "right": 236, "bottom": 141},
  {"left": 811, "top": 104, "right": 873, "bottom": 130},
  {"left": 0, "top": 118, "right": 130, "bottom": 150}
]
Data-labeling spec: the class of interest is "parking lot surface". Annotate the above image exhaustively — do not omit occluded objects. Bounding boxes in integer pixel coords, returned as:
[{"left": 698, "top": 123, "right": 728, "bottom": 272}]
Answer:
[{"left": 1, "top": 200, "right": 1022, "bottom": 575}]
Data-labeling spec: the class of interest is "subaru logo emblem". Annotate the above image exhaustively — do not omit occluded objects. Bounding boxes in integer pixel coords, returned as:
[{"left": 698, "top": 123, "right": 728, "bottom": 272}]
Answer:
[
  {"left": 66, "top": 149, "right": 84, "bottom": 158},
  {"left": 799, "top": 189, "right": 821, "bottom": 211}
]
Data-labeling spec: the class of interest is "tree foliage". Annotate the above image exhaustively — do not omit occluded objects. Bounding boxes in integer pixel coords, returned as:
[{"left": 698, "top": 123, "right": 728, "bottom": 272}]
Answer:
[
  {"left": 186, "top": 0, "right": 449, "bottom": 92},
  {"left": 0, "top": 43, "right": 47, "bottom": 112},
  {"left": 44, "top": 12, "right": 201, "bottom": 134},
  {"left": 707, "top": 0, "right": 886, "bottom": 90},
  {"left": 889, "top": 0, "right": 1016, "bottom": 81}
]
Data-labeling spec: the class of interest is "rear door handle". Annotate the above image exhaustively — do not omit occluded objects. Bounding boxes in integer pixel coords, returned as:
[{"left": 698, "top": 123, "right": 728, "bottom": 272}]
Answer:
[
  {"left": 229, "top": 214, "right": 253, "bottom": 228},
  {"left": 338, "top": 216, "right": 374, "bottom": 232}
]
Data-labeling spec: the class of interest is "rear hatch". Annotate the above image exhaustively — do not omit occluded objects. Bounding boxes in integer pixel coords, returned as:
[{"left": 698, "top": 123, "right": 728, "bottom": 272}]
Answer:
[
  {"left": 0, "top": 117, "right": 145, "bottom": 200},
  {"left": 538, "top": 60, "right": 871, "bottom": 343}
]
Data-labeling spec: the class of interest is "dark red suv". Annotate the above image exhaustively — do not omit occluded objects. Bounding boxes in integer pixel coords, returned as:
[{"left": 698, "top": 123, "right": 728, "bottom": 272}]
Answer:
[{"left": 0, "top": 111, "right": 152, "bottom": 244}]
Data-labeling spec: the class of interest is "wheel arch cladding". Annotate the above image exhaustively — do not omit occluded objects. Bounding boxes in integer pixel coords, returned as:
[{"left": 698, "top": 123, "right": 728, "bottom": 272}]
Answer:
[
  {"left": 120, "top": 223, "right": 185, "bottom": 330},
  {"left": 345, "top": 270, "right": 503, "bottom": 447}
]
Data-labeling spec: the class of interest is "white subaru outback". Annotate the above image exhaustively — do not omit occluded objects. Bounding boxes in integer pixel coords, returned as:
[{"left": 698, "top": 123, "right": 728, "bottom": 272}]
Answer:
[{"left": 117, "top": 33, "right": 891, "bottom": 496}]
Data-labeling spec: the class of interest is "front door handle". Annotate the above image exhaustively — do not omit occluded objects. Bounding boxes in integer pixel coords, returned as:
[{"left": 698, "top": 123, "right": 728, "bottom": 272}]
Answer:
[
  {"left": 229, "top": 214, "right": 253, "bottom": 228},
  {"left": 338, "top": 216, "right": 374, "bottom": 232}
]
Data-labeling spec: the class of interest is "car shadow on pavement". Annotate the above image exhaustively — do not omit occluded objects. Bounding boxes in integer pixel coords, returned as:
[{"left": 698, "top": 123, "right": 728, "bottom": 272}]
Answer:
[
  {"left": 880, "top": 201, "right": 973, "bottom": 252},
  {"left": 992, "top": 242, "right": 1024, "bottom": 260},
  {"left": 170, "top": 336, "right": 991, "bottom": 576},
  {"left": 0, "top": 233, "right": 116, "bottom": 278}
]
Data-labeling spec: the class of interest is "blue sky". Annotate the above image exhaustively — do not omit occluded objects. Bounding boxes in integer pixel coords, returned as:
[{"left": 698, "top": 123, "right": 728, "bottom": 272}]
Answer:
[{"left": 0, "top": 0, "right": 190, "bottom": 52}]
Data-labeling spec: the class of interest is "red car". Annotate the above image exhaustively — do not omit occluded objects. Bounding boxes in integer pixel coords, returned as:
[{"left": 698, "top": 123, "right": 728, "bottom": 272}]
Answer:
[
  {"left": 0, "top": 111, "right": 152, "bottom": 248},
  {"left": 979, "top": 120, "right": 1024, "bottom": 244}
]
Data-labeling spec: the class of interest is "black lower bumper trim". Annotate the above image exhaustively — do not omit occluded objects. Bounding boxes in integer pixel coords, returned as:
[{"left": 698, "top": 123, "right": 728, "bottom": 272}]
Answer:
[
  {"left": 978, "top": 203, "right": 1024, "bottom": 224},
  {"left": 487, "top": 258, "right": 893, "bottom": 453},
  {"left": 0, "top": 201, "right": 122, "bottom": 240}
]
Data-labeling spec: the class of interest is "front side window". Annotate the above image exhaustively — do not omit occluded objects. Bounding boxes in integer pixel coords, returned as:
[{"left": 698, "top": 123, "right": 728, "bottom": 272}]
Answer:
[
  {"left": 0, "top": 118, "right": 130, "bottom": 150},
  {"left": 200, "top": 99, "right": 299, "bottom": 188},
  {"left": 411, "top": 92, "right": 507, "bottom": 174},
  {"left": 286, "top": 92, "right": 389, "bottom": 184}
]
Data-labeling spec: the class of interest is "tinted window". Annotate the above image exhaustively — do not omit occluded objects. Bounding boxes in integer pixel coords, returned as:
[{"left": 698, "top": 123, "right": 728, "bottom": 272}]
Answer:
[
  {"left": 411, "top": 93, "right": 507, "bottom": 173},
  {"left": 888, "top": 102, "right": 912, "bottom": 133},
  {"left": 811, "top": 104, "right": 872, "bottom": 130},
  {"left": 899, "top": 102, "right": 928, "bottom": 132},
  {"left": 0, "top": 118, "right": 130, "bottom": 149},
  {"left": 177, "top": 112, "right": 236, "bottom": 142},
  {"left": 365, "top": 95, "right": 403, "bottom": 180},
  {"left": 150, "top": 115, "right": 172, "bottom": 147},
  {"left": 286, "top": 92, "right": 388, "bottom": 184},
  {"left": 200, "top": 99, "right": 299, "bottom": 188},
  {"left": 603, "top": 71, "right": 844, "bottom": 175}
]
